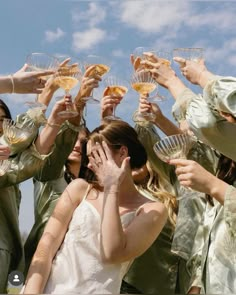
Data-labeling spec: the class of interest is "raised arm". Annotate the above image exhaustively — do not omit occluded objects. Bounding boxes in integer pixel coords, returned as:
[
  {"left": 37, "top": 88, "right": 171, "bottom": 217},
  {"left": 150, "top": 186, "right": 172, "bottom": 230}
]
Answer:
[
  {"left": 23, "top": 178, "right": 88, "bottom": 294},
  {"left": 0, "top": 64, "right": 54, "bottom": 94},
  {"left": 173, "top": 57, "right": 216, "bottom": 88},
  {"left": 137, "top": 95, "right": 182, "bottom": 135},
  {"left": 89, "top": 141, "right": 167, "bottom": 263}
]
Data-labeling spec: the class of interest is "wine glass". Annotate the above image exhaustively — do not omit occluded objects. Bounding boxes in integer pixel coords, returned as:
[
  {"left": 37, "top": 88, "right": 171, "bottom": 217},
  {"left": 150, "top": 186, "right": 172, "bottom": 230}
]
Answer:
[
  {"left": 54, "top": 65, "right": 82, "bottom": 118},
  {"left": 82, "top": 55, "right": 111, "bottom": 104},
  {"left": 172, "top": 47, "right": 205, "bottom": 62},
  {"left": 131, "top": 71, "right": 158, "bottom": 122},
  {"left": 142, "top": 50, "right": 172, "bottom": 101},
  {"left": 2, "top": 119, "right": 33, "bottom": 144},
  {"left": 153, "top": 133, "right": 195, "bottom": 200},
  {"left": 0, "top": 159, "right": 11, "bottom": 176},
  {"left": 25, "top": 52, "right": 60, "bottom": 110},
  {"left": 0, "top": 118, "right": 34, "bottom": 156},
  {"left": 103, "top": 75, "right": 129, "bottom": 121}
]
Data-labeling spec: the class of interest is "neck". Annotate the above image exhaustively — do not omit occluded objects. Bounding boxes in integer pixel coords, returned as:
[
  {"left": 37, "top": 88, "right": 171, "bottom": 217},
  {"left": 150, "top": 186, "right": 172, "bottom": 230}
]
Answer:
[{"left": 67, "top": 162, "right": 80, "bottom": 179}]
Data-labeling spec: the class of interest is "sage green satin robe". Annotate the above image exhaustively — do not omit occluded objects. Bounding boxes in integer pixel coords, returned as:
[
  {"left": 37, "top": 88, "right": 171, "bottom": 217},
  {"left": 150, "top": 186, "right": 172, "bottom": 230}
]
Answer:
[
  {"left": 123, "top": 123, "right": 215, "bottom": 294},
  {"left": 172, "top": 76, "right": 236, "bottom": 161},
  {"left": 0, "top": 109, "right": 49, "bottom": 292}
]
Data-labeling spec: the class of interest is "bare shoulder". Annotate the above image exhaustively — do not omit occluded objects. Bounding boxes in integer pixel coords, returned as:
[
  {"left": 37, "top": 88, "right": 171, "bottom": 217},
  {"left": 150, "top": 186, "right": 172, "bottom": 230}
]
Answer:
[
  {"left": 65, "top": 178, "right": 90, "bottom": 204},
  {"left": 140, "top": 201, "right": 168, "bottom": 219}
]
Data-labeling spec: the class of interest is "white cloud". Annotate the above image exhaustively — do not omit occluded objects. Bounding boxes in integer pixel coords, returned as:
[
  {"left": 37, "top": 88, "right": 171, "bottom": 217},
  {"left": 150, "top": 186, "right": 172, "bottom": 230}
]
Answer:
[
  {"left": 187, "top": 9, "right": 236, "bottom": 31},
  {"left": 118, "top": 1, "right": 190, "bottom": 34},
  {"left": 72, "top": 2, "right": 106, "bottom": 27},
  {"left": 112, "top": 49, "right": 125, "bottom": 58},
  {"left": 72, "top": 28, "right": 106, "bottom": 51},
  {"left": 44, "top": 28, "right": 65, "bottom": 43}
]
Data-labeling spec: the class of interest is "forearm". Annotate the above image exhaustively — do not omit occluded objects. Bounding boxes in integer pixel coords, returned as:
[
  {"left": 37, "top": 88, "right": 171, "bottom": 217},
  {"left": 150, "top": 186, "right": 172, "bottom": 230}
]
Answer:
[
  {"left": 198, "top": 70, "right": 216, "bottom": 88},
  {"left": 24, "top": 236, "right": 53, "bottom": 294},
  {"left": 37, "top": 87, "right": 57, "bottom": 107},
  {"left": 35, "top": 123, "right": 61, "bottom": 155},
  {"left": 101, "top": 189, "right": 126, "bottom": 263},
  {"left": 165, "top": 76, "right": 188, "bottom": 100},
  {"left": 0, "top": 75, "right": 13, "bottom": 93},
  {"left": 154, "top": 115, "right": 182, "bottom": 136},
  {"left": 207, "top": 177, "right": 228, "bottom": 205},
  {"left": 24, "top": 259, "right": 51, "bottom": 294}
]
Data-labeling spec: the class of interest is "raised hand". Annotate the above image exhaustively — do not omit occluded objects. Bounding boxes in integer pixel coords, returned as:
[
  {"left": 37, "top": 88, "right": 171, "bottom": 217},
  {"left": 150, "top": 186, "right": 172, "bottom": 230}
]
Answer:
[
  {"left": 87, "top": 141, "right": 130, "bottom": 190},
  {"left": 173, "top": 57, "right": 207, "bottom": 85},
  {"left": 74, "top": 64, "right": 102, "bottom": 103},
  {"left": 11, "top": 64, "right": 54, "bottom": 94},
  {"left": 100, "top": 91, "right": 121, "bottom": 121},
  {"left": 169, "top": 158, "right": 217, "bottom": 193}
]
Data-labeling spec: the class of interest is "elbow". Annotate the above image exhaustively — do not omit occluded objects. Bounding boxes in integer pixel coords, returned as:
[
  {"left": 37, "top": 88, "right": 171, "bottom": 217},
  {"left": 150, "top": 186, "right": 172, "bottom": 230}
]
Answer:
[
  {"left": 101, "top": 244, "right": 126, "bottom": 264},
  {"left": 34, "top": 233, "right": 55, "bottom": 262}
]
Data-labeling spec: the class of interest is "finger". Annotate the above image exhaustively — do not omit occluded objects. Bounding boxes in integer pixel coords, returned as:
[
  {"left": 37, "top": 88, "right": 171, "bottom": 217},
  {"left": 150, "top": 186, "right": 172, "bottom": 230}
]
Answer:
[
  {"left": 91, "top": 144, "right": 103, "bottom": 163},
  {"left": 95, "top": 142, "right": 107, "bottom": 163},
  {"left": 60, "top": 58, "right": 71, "bottom": 67},
  {"left": 141, "top": 60, "right": 159, "bottom": 69},
  {"left": 173, "top": 57, "right": 186, "bottom": 67},
  {"left": 143, "top": 52, "right": 158, "bottom": 62},
  {"left": 17, "top": 63, "right": 28, "bottom": 72},
  {"left": 103, "top": 96, "right": 120, "bottom": 105},
  {"left": 33, "top": 70, "right": 55, "bottom": 77},
  {"left": 133, "top": 57, "right": 141, "bottom": 71},
  {"left": 102, "top": 141, "right": 113, "bottom": 161},
  {"left": 84, "top": 65, "right": 97, "bottom": 77},
  {"left": 121, "top": 156, "right": 130, "bottom": 171}
]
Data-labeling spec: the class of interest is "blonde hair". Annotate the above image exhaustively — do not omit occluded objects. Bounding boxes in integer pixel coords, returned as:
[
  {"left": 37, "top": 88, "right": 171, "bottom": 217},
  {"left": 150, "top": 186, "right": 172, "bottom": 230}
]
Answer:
[{"left": 138, "top": 161, "right": 178, "bottom": 227}]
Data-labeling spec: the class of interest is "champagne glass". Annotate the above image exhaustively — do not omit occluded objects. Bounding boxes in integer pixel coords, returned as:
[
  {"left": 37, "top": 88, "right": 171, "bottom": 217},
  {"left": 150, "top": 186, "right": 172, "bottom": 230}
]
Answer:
[
  {"left": 143, "top": 50, "right": 172, "bottom": 101},
  {"left": 54, "top": 65, "right": 82, "bottom": 118},
  {"left": 103, "top": 75, "right": 129, "bottom": 121},
  {"left": 2, "top": 119, "right": 33, "bottom": 145},
  {"left": 0, "top": 119, "right": 34, "bottom": 156},
  {"left": 153, "top": 133, "right": 195, "bottom": 200},
  {"left": 0, "top": 159, "right": 11, "bottom": 176},
  {"left": 131, "top": 71, "right": 157, "bottom": 122},
  {"left": 25, "top": 52, "right": 60, "bottom": 110},
  {"left": 82, "top": 55, "right": 111, "bottom": 104}
]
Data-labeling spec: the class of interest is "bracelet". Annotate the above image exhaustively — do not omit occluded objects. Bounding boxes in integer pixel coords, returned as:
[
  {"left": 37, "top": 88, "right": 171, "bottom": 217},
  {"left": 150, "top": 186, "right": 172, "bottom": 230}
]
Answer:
[
  {"left": 8, "top": 75, "right": 15, "bottom": 93},
  {"left": 47, "top": 121, "right": 61, "bottom": 128}
]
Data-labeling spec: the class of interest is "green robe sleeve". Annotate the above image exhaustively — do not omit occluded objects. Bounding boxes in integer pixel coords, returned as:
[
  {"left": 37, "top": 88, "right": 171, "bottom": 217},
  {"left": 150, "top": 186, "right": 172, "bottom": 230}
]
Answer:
[{"left": 34, "top": 121, "right": 80, "bottom": 182}]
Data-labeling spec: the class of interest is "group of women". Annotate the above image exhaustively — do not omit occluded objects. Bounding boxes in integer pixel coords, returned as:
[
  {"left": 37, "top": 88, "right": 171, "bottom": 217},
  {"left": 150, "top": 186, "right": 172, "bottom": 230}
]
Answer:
[{"left": 0, "top": 50, "right": 236, "bottom": 294}]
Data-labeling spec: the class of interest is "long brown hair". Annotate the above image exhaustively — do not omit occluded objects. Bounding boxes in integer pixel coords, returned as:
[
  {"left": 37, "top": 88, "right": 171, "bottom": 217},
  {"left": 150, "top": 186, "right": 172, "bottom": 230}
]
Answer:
[{"left": 79, "top": 121, "right": 147, "bottom": 182}]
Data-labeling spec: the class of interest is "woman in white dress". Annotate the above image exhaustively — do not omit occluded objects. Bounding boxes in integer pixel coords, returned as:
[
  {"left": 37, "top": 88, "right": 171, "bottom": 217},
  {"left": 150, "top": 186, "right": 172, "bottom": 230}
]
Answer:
[{"left": 23, "top": 120, "right": 168, "bottom": 294}]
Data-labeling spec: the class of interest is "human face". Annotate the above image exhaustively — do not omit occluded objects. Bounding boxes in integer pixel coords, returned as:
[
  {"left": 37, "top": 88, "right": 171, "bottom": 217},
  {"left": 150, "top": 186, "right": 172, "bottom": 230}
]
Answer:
[
  {"left": 67, "top": 132, "right": 86, "bottom": 164},
  {"left": 86, "top": 140, "right": 122, "bottom": 170},
  {"left": 0, "top": 108, "right": 7, "bottom": 136},
  {"left": 132, "top": 164, "right": 149, "bottom": 184}
]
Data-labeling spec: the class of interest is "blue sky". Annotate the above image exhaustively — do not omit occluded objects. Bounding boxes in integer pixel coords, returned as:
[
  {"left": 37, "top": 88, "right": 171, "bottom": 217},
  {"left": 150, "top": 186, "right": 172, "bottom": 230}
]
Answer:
[{"left": 1, "top": 0, "right": 236, "bottom": 233}]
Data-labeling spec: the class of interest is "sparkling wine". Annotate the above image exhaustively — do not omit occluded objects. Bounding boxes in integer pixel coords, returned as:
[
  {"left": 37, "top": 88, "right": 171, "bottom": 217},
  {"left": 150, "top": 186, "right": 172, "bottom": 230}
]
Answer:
[
  {"left": 54, "top": 76, "right": 78, "bottom": 91},
  {"left": 106, "top": 85, "right": 128, "bottom": 96},
  {"left": 132, "top": 82, "right": 156, "bottom": 94},
  {"left": 87, "top": 64, "right": 110, "bottom": 76},
  {"left": 5, "top": 131, "right": 28, "bottom": 145}
]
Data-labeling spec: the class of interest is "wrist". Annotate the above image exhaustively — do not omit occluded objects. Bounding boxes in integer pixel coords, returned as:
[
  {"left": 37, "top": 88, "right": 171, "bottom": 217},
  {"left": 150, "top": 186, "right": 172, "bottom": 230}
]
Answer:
[
  {"left": 104, "top": 185, "right": 120, "bottom": 194},
  {"left": 198, "top": 70, "right": 214, "bottom": 88}
]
